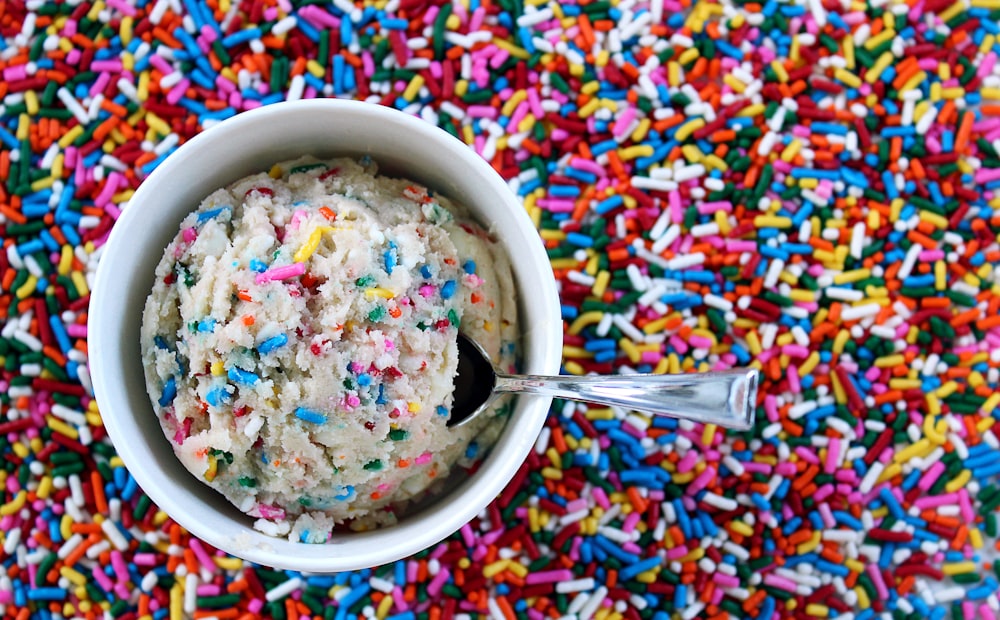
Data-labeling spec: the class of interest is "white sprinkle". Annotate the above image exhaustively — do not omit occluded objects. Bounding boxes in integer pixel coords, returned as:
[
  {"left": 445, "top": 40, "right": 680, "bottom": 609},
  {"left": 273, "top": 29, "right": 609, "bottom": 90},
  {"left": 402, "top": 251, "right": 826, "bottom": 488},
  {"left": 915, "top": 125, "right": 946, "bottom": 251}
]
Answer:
[
  {"left": 101, "top": 519, "right": 129, "bottom": 551},
  {"left": 556, "top": 577, "right": 597, "bottom": 594},
  {"left": 839, "top": 303, "right": 881, "bottom": 321},
  {"left": 265, "top": 577, "right": 304, "bottom": 602}
]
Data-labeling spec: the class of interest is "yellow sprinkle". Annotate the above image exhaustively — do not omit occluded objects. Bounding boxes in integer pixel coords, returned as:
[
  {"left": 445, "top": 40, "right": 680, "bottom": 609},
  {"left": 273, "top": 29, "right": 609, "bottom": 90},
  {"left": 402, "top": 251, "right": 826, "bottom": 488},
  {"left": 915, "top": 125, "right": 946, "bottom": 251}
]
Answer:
[
  {"left": 842, "top": 36, "right": 855, "bottom": 69},
  {"left": 170, "top": 584, "right": 183, "bottom": 620},
  {"left": 482, "top": 559, "right": 509, "bottom": 578},
  {"left": 136, "top": 71, "right": 149, "bottom": 101},
  {"left": 874, "top": 354, "right": 905, "bottom": 368},
  {"left": 780, "top": 139, "right": 801, "bottom": 162},
  {"left": 935, "top": 380, "right": 958, "bottom": 399},
  {"left": 10, "top": 272, "right": 39, "bottom": 302},
  {"left": 674, "top": 118, "right": 705, "bottom": 141},
  {"left": 568, "top": 311, "right": 604, "bottom": 335},
  {"left": 934, "top": 260, "right": 947, "bottom": 290},
  {"left": 376, "top": 594, "right": 394, "bottom": 620},
  {"left": 805, "top": 604, "right": 829, "bottom": 617},
  {"left": 677, "top": 48, "right": 699, "bottom": 65},
  {"left": 829, "top": 371, "right": 848, "bottom": 404},
  {"left": 667, "top": 61, "right": 682, "bottom": 87},
  {"left": 754, "top": 215, "right": 793, "bottom": 228},
  {"left": 631, "top": 118, "right": 651, "bottom": 143},
  {"left": 945, "top": 469, "right": 971, "bottom": 494},
  {"left": 540, "top": 467, "right": 563, "bottom": 480},
  {"left": 723, "top": 74, "right": 746, "bottom": 93},
  {"left": 834, "top": 68, "right": 861, "bottom": 89},
  {"left": 728, "top": 520, "right": 753, "bottom": 537},
  {"left": 563, "top": 361, "right": 586, "bottom": 375},
  {"left": 618, "top": 145, "right": 654, "bottom": 160},
  {"left": 364, "top": 287, "right": 396, "bottom": 300},
  {"left": 47, "top": 416, "right": 79, "bottom": 439},
  {"left": 770, "top": 60, "right": 788, "bottom": 82},
  {"left": 982, "top": 393, "right": 1000, "bottom": 415},
  {"left": 941, "top": 561, "right": 977, "bottom": 575},
  {"left": 969, "top": 526, "right": 984, "bottom": 549},
  {"left": 562, "top": 346, "right": 594, "bottom": 359},
  {"left": 876, "top": 462, "right": 901, "bottom": 483},
  {"left": 619, "top": 339, "right": 641, "bottom": 364},
  {"left": 681, "top": 144, "right": 704, "bottom": 163},
  {"left": 971, "top": 0, "right": 1000, "bottom": 7},
  {"left": 203, "top": 455, "right": 218, "bottom": 481},
  {"left": 0, "top": 491, "right": 27, "bottom": 516},
  {"left": 833, "top": 269, "right": 870, "bottom": 285},
  {"left": 737, "top": 103, "right": 766, "bottom": 118},
  {"left": 60, "top": 566, "right": 88, "bottom": 587},
  {"left": 900, "top": 71, "right": 926, "bottom": 94},
  {"left": 214, "top": 556, "right": 243, "bottom": 570},
  {"left": 863, "top": 28, "right": 895, "bottom": 51},
  {"left": 507, "top": 561, "right": 528, "bottom": 578},
  {"left": 491, "top": 36, "right": 530, "bottom": 59},
  {"left": 592, "top": 270, "right": 611, "bottom": 297},
  {"left": 501, "top": 90, "right": 527, "bottom": 117},
  {"left": 403, "top": 74, "right": 425, "bottom": 101},
  {"left": 893, "top": 439, "right": 933, "bottom": 464},
  {"left": 549, "top": 257, "right": 579, "bottom": 270},
  {"left": 305, "top": 59, "right": 325, "bottom": 78},
  {"left": 294, "top": 226, "right": 335, "bottom": 263},
  {"left": 864, "top": 52, "right": 894, "bottom": 85},
  {"left": 71, "top": 271, "right": 89, "bottom": 297},
  {"left": 37, "top": 476, "right": 53, "bottom": 500},
  {"left": 888, "top": 378, "right": 921, "bottom": 390}
]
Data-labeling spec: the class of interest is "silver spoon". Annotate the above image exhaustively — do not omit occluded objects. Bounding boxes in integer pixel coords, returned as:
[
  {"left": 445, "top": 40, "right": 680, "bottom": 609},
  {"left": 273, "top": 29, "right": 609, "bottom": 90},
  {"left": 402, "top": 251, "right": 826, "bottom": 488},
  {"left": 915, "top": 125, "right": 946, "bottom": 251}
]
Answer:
[{"left": 450, "top": 333, "right": 759, "bottom": 430}]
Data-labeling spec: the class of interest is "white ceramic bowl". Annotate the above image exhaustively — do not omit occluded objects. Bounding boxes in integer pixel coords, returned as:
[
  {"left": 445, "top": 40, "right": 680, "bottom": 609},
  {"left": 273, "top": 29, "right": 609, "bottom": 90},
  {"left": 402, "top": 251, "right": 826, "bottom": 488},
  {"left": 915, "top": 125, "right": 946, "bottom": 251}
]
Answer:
[{"left": 89, "top": 99, "right": 561, "bottom": 572}]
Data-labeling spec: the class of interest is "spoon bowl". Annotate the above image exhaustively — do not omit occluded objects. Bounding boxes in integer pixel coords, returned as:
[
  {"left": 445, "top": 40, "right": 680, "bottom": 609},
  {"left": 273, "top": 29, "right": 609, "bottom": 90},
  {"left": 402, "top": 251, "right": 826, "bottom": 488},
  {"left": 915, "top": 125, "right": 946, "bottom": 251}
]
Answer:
[{"left": 451, "top": 333, "right": 759, "bottom": 430}]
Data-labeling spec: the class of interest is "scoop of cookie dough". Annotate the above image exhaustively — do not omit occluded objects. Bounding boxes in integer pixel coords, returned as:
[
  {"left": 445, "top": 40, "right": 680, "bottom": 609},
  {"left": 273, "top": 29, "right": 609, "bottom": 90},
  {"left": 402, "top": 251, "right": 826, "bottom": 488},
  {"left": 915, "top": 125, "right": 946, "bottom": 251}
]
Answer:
[{"left": 141, "top": 156, "right": 518, "bottom": 541}]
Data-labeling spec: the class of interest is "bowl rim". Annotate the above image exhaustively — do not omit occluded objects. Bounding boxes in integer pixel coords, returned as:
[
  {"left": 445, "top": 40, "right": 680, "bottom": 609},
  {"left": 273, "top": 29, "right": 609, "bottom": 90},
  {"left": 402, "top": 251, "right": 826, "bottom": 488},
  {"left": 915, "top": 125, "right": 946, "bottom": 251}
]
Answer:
[{"left": 88, "top": 99, "right": 562, "bottom": 571}]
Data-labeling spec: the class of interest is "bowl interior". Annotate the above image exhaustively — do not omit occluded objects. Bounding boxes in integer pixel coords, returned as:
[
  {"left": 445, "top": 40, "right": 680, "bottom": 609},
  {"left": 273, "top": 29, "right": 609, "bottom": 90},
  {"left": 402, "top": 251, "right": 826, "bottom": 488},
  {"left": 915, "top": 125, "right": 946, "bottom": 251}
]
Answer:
[{"left": 89, "top": 100, "right": 561, "bottom": 571}]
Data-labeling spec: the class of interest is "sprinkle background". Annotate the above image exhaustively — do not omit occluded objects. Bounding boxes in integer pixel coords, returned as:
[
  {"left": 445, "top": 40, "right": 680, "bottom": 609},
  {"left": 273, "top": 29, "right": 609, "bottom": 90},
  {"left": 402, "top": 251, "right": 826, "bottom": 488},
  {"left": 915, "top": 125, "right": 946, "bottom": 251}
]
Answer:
[{"left": 2, "top": 0, "right": 1000, "bottom": 619}]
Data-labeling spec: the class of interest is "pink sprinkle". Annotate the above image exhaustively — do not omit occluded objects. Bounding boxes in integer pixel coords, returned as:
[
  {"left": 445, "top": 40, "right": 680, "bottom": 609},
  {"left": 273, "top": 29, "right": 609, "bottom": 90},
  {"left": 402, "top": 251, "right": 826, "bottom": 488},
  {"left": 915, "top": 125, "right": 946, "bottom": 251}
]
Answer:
[
  {"left": 762, "top": 574, "right": 797, "bottom": 592},
  {"left": 166, "top": 78, "right": 190, "bottom": 105},
  {"left": 92, "top": 565, "right": 115, "bottom": 591},
  {"left": 256, "top": 262, "right": 306, "bottom": 284},
  {"left": 592, "top": 486, "right": 610, "bottom": 509},
  {"left": 414, "top": 451, "right": 432, "bottom": 465},
  {"left": 257, "top": 504, "right": 286, "bottom": 520},
  {"left": 182, "top": 227, "right": 197, "bottom": 243},
  {"left": 525, "top": 569, "right": 573, "bottom": 585},
  {"left": 825, "top": 438, "right": 841, "bottom": 474},
  {"left": 190, "top": 538, "right": 217, "bottom": 572},
  {"left": 90, "top": 59, "right": 123, "bottom": 72},
  {"left": 427, "top": 568, "right": 451, "bottom": 597}
]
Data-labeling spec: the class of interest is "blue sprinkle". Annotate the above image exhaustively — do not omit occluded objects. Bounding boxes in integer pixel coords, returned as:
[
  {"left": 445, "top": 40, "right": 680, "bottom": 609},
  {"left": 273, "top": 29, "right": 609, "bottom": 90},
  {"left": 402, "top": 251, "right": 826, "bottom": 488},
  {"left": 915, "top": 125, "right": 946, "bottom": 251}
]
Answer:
[
  {"left": 295, "top": 407, "right": 327, "bottom": 424},
  {"left": 227, "top": 367, "right": 260, "bottom": 385},
  {"left": 158, "top": 377, "right": 177, "bottom": 407},
  {"left": 436, "top": 405, "right": 448, "bottom": 416},
  {"left": 384, "top": 241, "right": 397, "bottom": 274},
  {"left": 333, "top": 485, "right": 356, "bottom": 501},
  {"left": 257, "top": 333, "right": 289, "bottom": 354},
  {"left": 420, "top": 265, "right": 433, "bottom": 278},
  {"left": 197, "top": 318, "right": 217, "bottom": 332},
  {"left": 356, "top": 373, "right": 372, "bottom": 387},
  {"left": 465, "top": 441, "right": 479, "bottom": 459},
  {"left": 463, "top": 259, "right": 476, "bottom": 274},
  {"left": 196, "top": 205, "right": 230, "bottom": 223},
  {"left": 440, "top": 280, "right": 457, "bottom": 299},
  {"left": 249, "top": 259, "right": 268, "bottom": 273},
  {"left": 205, "top": 387, "right": 231, "bottom": 407}
]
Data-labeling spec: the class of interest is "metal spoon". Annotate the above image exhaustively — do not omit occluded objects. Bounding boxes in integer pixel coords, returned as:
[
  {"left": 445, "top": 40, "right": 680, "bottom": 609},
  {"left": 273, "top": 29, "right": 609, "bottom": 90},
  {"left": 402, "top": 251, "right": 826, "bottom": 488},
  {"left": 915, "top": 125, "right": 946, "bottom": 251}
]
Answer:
[{"left": 450, "top": 333, "right": 759, "bottom": 430}]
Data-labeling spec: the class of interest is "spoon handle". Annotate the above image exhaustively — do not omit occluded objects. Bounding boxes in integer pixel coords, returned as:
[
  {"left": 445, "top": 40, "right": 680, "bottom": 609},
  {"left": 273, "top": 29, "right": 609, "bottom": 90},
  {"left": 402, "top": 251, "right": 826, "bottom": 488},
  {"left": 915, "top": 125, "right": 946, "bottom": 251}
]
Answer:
[{"left": 494, "top": 369, "right": 759, "bottom": 430}]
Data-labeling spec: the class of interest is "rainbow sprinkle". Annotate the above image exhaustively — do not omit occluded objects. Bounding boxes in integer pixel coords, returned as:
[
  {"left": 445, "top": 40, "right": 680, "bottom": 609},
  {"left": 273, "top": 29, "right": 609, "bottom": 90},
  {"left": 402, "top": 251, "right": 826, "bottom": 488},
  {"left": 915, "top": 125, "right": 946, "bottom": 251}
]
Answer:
[{"left": 2, "top": 0, "right": 1000, "bottom": 618}]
